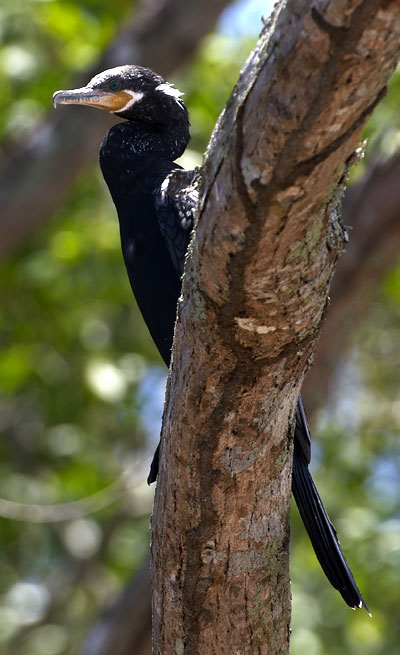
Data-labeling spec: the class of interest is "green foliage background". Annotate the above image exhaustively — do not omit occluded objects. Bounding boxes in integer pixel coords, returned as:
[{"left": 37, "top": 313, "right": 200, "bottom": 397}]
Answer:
[{"left": 0, "top": 1, "right": 399, "bottom": 654}]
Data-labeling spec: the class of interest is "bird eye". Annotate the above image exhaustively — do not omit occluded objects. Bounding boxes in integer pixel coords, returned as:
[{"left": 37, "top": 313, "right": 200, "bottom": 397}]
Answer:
[{"left": 109, "top": 79, "right": 121, "bottom": 92}]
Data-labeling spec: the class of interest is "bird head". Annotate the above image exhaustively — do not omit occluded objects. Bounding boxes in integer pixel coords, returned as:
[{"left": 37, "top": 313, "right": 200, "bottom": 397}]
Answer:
[{"left": 53, "top": 65, "right": 188, "bottom": 124}]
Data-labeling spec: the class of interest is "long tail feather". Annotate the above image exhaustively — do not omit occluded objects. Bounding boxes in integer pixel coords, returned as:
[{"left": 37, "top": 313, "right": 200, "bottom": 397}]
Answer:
[{"left": 292, "top": 447, "right": 370, "bottom": 613}]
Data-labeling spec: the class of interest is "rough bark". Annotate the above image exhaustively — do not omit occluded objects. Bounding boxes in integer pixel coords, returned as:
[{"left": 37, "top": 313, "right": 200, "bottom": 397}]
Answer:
[
  {"left": 151, "top": 1, "right": 400, "bottom": 654},
  {"left": 0, "top": 0, "right": 232, "bottom": 257}
]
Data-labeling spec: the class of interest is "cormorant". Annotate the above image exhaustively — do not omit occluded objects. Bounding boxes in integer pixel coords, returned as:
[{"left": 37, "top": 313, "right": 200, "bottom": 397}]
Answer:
[{"left": 53, "top": 65, "right": 369, "bottom": 612}]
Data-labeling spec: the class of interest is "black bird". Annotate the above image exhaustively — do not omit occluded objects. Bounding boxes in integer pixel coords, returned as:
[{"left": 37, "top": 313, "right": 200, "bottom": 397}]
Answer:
[{"left": 53, "top": 65, "right": 369, "bottom": 613}]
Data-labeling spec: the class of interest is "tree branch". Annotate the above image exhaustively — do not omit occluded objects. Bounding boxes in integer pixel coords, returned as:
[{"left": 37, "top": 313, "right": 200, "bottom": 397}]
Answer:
[
  {"left": 151, "top": 1, "right": 400, "bottom": 653},
  {"left": 0, "top": 0, "right": 232, "bottom": 257},
  {"left": 82, "top": 557, "right": 152, "bottom": 655},
  {"left": 306, "top": 148, "right": 400, "bottom": 409}
]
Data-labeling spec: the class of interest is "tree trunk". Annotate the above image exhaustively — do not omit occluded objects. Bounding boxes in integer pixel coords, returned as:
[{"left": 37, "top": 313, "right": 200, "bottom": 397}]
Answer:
[
  {"left": 151, "top": 1, "right": 400, "bottom": 654},
  {"left": 81, "top": 142, "right": 400, "bottom": 654}
]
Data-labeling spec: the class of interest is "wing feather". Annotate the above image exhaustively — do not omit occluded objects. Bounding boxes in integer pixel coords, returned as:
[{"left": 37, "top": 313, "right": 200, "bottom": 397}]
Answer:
[{"left": 153, "top": 168, "right": 199, "bottom": 276}]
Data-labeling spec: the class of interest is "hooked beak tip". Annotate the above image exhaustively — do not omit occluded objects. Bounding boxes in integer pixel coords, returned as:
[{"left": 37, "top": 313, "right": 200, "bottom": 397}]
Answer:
[{"left": 52, "top": 90, "right": 64, "bottom": 108}]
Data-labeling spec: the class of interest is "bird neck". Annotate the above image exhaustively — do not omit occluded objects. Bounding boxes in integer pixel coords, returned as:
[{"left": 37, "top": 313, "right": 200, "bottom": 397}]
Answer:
[
  {"left": 102, "top": 112, "right": 189, "bottom": 158},
  {"left": 99, "top": 118, "right": 188, "bottom": 197}
]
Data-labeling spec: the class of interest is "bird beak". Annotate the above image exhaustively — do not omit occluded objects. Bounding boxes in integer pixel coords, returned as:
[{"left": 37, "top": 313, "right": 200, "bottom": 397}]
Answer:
[{"left": 52, "top": 86, "right": 135, "bottom": 112}]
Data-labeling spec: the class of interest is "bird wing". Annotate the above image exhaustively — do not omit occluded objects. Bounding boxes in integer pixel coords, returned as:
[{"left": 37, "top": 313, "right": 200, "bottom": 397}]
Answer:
[{"left": 153, "top": 168, "right": 199, "bottom": 277}]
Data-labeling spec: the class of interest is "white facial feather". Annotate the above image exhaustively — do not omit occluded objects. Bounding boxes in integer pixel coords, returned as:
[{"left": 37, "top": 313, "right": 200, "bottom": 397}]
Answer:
[{"left": 156, "top": 83, "right": 184, "bottom": 100}]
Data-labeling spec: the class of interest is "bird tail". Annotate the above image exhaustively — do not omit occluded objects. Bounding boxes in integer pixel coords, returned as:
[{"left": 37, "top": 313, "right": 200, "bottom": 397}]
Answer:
[{"left": 292, "top": 448, "right": 370, "bottom": 613}]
